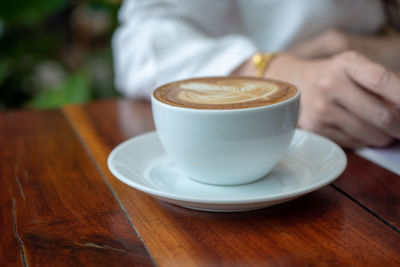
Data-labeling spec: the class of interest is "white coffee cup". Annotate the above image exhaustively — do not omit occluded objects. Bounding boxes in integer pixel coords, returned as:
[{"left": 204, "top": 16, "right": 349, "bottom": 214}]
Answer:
[{"left": 151, "top": 80, "right": 300, "bottom": 185}]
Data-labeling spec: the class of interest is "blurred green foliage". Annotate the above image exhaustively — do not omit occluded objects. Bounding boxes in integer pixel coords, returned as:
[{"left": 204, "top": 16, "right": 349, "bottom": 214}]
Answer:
[
  {"left": 27, "top": 71, "right": 91, "bottom": 108},
  {"left": 0, "top": 0, "right": 121, "bottom": 110}
]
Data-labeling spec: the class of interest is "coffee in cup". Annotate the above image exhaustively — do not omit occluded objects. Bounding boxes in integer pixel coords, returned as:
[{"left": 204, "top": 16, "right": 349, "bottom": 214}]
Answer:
[
  {"left": 152, "top": 77, "right": 300, "bottom": 185},
  {"left": 153, "top": 77, "right": 297, "bottom": 110}
]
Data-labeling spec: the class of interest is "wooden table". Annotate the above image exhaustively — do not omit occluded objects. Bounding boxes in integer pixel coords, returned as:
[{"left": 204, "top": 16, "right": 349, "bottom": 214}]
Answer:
[{"left": 1, "top": 98, "right": 400, "bottom": 266}]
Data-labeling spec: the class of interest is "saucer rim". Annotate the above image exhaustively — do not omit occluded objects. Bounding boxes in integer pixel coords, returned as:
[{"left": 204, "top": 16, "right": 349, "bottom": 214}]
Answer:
[{"left": 107, "top": 129, "right": 347, "bottom": 205}]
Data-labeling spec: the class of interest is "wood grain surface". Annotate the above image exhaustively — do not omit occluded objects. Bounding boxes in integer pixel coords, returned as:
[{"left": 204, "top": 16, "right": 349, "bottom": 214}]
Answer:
[
  {"left": 64, "top": 98, "right": 400, "bottom": 266},
  {"left": 334, "top": 152, "right": 400, "bottom": 230},
  {"left": 0, "top": 109, "right": 154, "bottom": 266}
]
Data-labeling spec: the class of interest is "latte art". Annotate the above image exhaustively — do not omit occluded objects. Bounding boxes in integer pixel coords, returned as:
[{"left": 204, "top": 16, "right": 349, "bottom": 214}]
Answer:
[
  {"left": 178, "top": 81, "right": 279, "bottom": 105},
  {"left": 153, "top": 77, "right": 298, "bottom": 109}
]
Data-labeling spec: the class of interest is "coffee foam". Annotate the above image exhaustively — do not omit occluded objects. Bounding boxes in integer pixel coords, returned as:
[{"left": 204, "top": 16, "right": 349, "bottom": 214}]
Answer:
[
  {"left": 178, "top": 81, "right": 279, "bottom": 105},
  {"left": 153, "top": 77, "right": 298, "bottom": 110}
]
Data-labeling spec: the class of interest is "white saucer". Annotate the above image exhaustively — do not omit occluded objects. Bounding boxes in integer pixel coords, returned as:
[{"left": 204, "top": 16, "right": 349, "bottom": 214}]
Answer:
[{"left": 108, "top": 130, "right": 347, "bottom": 212}]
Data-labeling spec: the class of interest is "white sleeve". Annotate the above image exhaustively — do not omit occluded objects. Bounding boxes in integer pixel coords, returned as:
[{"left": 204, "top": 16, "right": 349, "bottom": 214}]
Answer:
[{"left": 112, "top": 0, "right": 258, "bottom": 99}]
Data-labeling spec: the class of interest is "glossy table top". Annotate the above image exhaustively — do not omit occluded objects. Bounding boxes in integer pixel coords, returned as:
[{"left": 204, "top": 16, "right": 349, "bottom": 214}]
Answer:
[{"left": 1, "top": 98, "right": 400, "bottom": 266}]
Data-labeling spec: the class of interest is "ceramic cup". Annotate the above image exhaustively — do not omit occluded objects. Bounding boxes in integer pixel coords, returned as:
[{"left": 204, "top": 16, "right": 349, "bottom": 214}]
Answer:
[{"left": 151, "top": 80, "right": 300, "bottom": 185}]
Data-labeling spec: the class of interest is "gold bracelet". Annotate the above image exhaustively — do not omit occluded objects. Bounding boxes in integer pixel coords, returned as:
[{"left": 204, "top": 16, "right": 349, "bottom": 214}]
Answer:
[{"left": 251, "top": 52, "right": 278, "bottom": 77}]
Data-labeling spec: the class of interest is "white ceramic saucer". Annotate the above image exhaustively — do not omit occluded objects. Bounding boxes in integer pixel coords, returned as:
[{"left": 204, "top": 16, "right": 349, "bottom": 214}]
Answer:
[{"left": 108, "top": 130, "right": 347, "bottom": 212}]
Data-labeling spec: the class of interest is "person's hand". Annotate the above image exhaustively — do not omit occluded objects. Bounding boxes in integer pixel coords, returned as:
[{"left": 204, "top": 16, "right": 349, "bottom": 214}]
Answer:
[
  {"left": 289, "top": 29, "right": 400, "bottom": 70},
  {"left": 264, "top": 51, "right": 400, "bottom": 148}
]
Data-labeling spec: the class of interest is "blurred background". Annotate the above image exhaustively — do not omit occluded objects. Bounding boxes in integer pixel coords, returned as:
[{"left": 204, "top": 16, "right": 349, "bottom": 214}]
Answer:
[{"left": 0, "top": 0, "right": 121, "bottom": 111}]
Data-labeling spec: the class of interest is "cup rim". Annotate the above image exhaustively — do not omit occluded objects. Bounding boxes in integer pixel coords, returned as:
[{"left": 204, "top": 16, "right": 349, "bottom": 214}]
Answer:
[{"left": 151, "top": 76, "right": 300, "bottom": 113}]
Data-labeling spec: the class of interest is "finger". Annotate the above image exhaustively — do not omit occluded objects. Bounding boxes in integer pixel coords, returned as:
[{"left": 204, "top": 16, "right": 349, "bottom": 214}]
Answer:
[
  {"left": 332, "top": 77, "right": 400, "bottom": 139},
  {"left": 298, "top": 111, "right": 365, "bottom": 149},
  {"left": 317, "top": 126, "right": 365, "bottom": 149},
  {"left": 327, "top": 105, "right": 394, "bottom": 147},
  {"left": 336, "top": 51, "right": 400, "bottom": 104}
]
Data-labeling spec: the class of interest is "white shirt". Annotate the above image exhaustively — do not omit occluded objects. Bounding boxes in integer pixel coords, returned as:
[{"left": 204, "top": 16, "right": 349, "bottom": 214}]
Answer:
[{"left": 112, "top": 0, "right": 385, "bottom": 98}]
